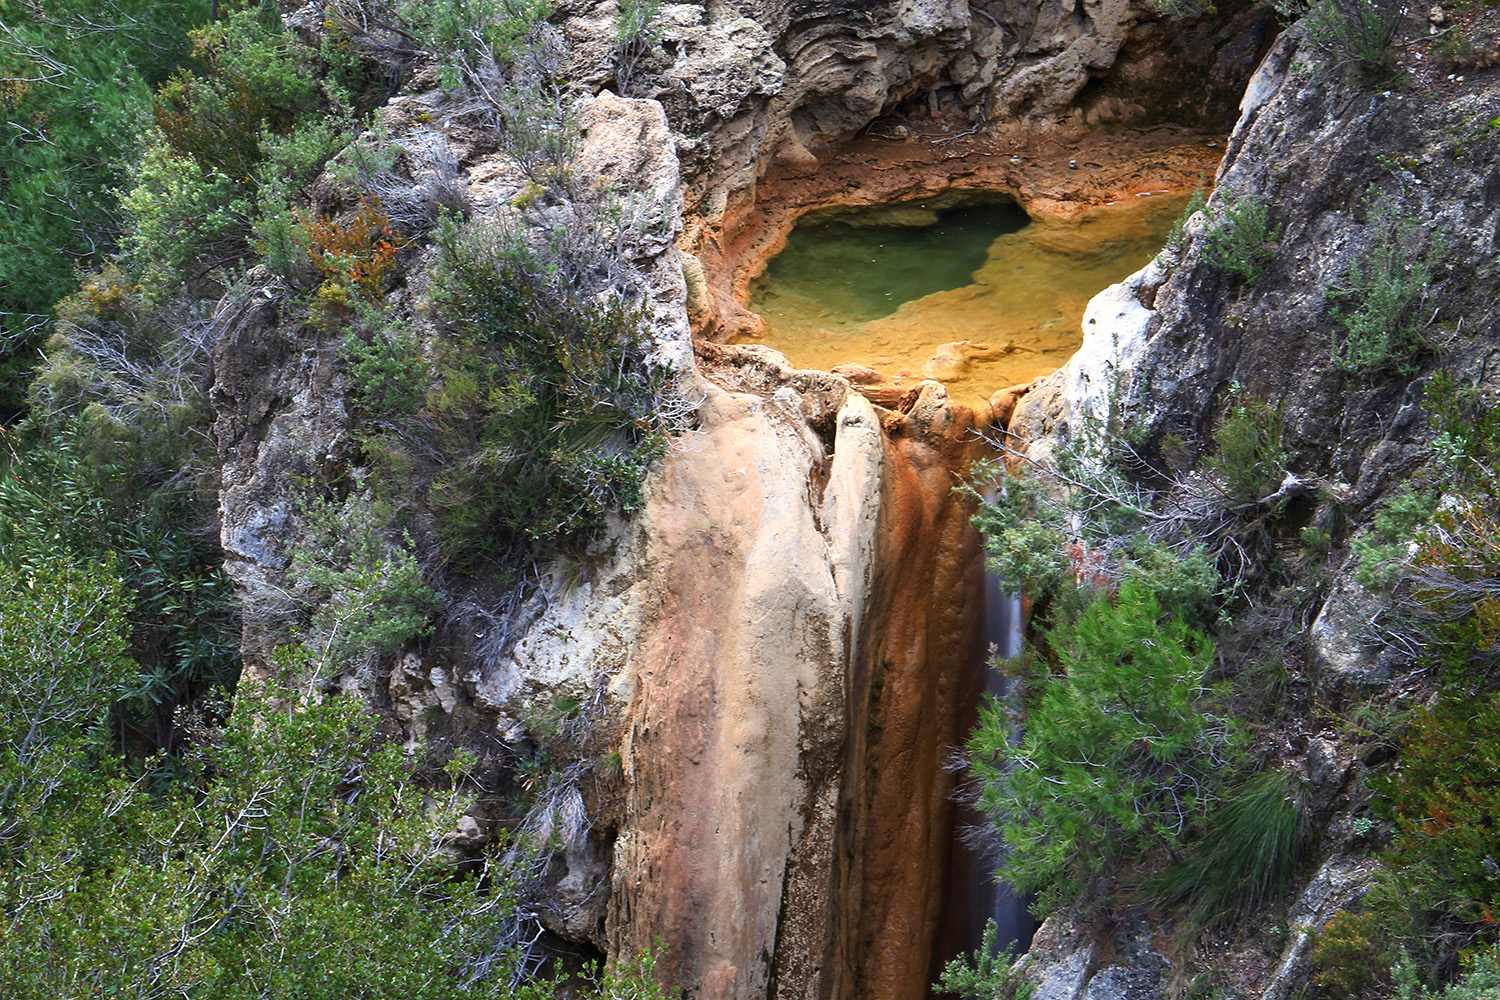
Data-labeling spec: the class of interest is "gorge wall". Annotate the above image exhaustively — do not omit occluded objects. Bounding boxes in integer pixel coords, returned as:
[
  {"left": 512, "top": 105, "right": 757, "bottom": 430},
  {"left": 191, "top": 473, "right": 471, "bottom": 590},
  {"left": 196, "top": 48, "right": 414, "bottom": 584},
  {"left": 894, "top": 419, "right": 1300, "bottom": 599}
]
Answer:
[{"left": 201, "top": 1, "right": 1310, "bottom": 998}]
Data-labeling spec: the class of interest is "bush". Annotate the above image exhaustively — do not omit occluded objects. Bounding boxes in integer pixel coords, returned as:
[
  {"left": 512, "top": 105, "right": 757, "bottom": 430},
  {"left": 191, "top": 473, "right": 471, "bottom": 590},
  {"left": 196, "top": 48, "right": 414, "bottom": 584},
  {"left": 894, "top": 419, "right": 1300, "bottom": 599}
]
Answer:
[
  {"left": 7, "top": 274, "right": 241, "bottom": 755},
  {"left": 413, "top": 213, "right": 675, "bottom": 567},
  {"left": 614, "top": 0, "right": 661, "bottom": 95},
  {"left": 2, "top": 665, "right": 537, "bottom": 999},
  {"left": 1372, "top": 695, "right": 1500, "bottom": 965},
  {"left": 1163, "top": 185, "right": 1208, "bottom": 257},
  {"left": 967, "top": 582, "right": 1239, "bottom": 913},
  {"left": 290, "top": 487, "right": 443, "bottom": 679},
  {"left": 1329, "top": 193, "right": 1437, "bottom": 376},
  {"left": 936, "top": 919, "right": 1035, "bottom": 1000},
  {"left": 1310, "top": 909, "right": 1393, "bottom": 997},
  {"left": 121, "top": 7, "right": 353, "bottom": 288},
  {"left": 0, "top": 0, "right": 212, "bottom": 417},
  {"left": 1290, "top": 0, "right": 1406, "bottom": 72},
  {"left": 304, "top": 196, "right": 404, "bottom": 329},
  {"left": 1394, "top": 943, "right": 1500, "bottom": 999},
  {"left": 1202, "top": 191, "right": 1282, "bottom": 286},
  {"left": 1208, "top": 395, "right": 1288, "bottom": 504},
  {"left": 1151, "top": 770, "right": 1303, "bottom": 929}
]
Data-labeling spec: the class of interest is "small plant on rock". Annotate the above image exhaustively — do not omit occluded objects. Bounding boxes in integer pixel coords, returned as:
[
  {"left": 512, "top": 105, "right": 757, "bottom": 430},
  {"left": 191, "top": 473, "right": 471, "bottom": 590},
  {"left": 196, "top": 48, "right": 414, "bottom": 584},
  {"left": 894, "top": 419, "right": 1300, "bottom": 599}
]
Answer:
[
  {"left": 1202, "top": 191, "right": 1282, "bottom": 286},
  {"left": 1329, "top": 192, "right": 1437, "bottom": 376},
  {"left": 936, "top": 919, "right": 1035, "bottom": 1000}
]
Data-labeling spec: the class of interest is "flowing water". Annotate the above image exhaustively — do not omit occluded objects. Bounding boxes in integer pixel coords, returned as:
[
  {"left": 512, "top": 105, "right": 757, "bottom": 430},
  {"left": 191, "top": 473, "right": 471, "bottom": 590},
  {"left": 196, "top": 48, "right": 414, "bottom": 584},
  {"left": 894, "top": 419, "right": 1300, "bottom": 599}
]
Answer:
[{"left": 743, "top": 192, "right": 1192, "bottom": 405}]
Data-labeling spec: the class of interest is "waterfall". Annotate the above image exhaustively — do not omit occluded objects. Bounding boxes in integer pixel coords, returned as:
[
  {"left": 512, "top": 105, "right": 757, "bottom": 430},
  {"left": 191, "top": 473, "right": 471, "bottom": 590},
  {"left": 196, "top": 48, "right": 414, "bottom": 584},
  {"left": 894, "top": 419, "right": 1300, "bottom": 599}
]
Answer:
[
  {"left": 935, "top": 552, "right": 1036, "bottom": 987},
  {"left": 974, "top": 567, "right": 1034, "bottom": 954}
]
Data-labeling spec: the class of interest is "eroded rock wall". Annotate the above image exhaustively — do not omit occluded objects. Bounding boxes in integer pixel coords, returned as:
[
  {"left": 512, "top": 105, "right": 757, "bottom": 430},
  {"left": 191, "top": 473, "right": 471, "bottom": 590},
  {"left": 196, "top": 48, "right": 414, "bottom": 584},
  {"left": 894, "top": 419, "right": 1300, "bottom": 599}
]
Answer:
[
  {"left": 559, "top": 0, "right": 1270, "bottom": 221},
  {"left": 1006, "top": 22, "right": 1500, "bottom": 1000},
  {"left": 598, "top": 344, "right": 987, "bottom": 1000}
]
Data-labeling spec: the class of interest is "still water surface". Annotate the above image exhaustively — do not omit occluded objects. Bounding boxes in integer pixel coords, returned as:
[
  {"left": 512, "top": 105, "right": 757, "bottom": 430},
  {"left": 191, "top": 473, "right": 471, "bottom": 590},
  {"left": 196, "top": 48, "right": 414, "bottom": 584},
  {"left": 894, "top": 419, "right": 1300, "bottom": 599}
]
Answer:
[{"left": 743, "top": 193, "right": 1192, "bottom": 405}]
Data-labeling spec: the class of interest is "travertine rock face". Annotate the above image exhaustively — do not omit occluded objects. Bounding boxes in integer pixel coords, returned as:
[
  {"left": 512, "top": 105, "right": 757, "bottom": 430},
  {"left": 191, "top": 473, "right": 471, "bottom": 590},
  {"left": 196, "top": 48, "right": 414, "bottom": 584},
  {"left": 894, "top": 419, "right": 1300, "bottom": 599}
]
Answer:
[
  {"left": 558, "top": 0, "right": 1269, "bottom": 216},
  {"left": 602, "top": 344, "right": 985, "bottom": 1000}
]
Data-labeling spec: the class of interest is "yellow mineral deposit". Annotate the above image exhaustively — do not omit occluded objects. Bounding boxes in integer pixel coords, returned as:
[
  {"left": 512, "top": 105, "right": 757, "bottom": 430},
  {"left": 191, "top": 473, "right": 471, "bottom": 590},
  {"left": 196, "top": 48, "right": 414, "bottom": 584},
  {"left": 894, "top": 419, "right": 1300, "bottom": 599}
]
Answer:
[{"left": 742, "top": 192, "right": 1191, "bottom": 406}]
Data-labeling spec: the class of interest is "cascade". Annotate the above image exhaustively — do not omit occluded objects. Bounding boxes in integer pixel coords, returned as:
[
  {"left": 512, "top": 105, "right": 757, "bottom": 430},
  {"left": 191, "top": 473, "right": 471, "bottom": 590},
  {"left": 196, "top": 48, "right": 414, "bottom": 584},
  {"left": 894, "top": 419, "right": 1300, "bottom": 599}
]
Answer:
[
  {"left": 934, "top": 493, "right": 1034, "bottom": 979},
  {"left": 975, "top": 568, "right": 1034, "bottom": 953}
]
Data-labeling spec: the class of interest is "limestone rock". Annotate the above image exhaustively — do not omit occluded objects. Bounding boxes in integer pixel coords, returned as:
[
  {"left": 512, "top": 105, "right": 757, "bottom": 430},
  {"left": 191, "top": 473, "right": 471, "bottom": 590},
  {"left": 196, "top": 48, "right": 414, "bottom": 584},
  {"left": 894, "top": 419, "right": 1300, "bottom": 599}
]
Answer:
[
  {"left": 1260, "top": 855, "right": 1381, "bottom": 1000},
  {"left": 1133, "top": 27, "right": 1500, "bottom": 506},
  {"left": 1025, "top": 910, "right": 1169, "bottom": 1000},
  {"left": 1309, "top": 565, "right": 1403, "bottom": 703}
]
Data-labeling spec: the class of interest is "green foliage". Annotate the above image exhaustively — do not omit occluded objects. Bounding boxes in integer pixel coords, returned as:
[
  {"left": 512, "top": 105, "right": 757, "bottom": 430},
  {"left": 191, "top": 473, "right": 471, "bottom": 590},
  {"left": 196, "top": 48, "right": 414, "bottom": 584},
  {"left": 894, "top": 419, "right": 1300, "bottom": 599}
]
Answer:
[
  {"left": 1283, "top": 0, "right": 1406, "bottom": 72},
  {"left": 968, "top": 582, "right": 1237, "bottom": 913},
  {"left": 1355, "top": 377, "right": 1500, "bottom": 976},
  {"left": 936, "top": 919, "right": 1035, "bottom": 1000},
  {"left": 2, "top": 670, "right": 542, "bottom": 998},
  {"left": 966, "top": 467, "right": 1073, "bottom": 598},
  {"left": 1310, "top": 909, "right": 1393, "bottom": 997},
  {"left": 1208, "top": 395, "right": 1287, "bottom": 503},
  {"left": 1164, "top": 184, "right": 1208, "bottom": 256},
  {"left": 1202, "top": 191, "right": 1282, "bottom": 286},
  {"left": 1394, "top": 942, "right": 1500, "bottom": 999},
  {"left": 4, "top": 273, "right": 240, "bottom": 754},
  {"left": 1151, "top": 770, "right": 1303, "bottom": 930},
  {"left": 291, "top": 487, "right": 444, "bottom": 678},
  {"left": 596, "top": 943, "right": 675, "bottom": 1000},
  {"left": 1372, "top": 695, "right": 1500, "bottom": 965},
  {"left": 0, "top": 549, "right": 135, "bottom": 844},
  {"left": 0, "top": 0, "right": 213, "bottom": 417},
  {"left": 410, "top": 214, "right": 673, "bottom": 568},
  {"left": 614, "top": 0, "right": 661, "bottom": 94},
  {"left": 121, "top": 8, "right": 353, "bottom": 289},
  {"left": 343, "top": 305, "right": 429, "bottom": 414},
  {"left": 964, "top": 447, "right": 1220, "bottom": 624},
  {"left": 1422, "top": 370, "right": 1500, "bottom": 487},
  {"left": 1351, "top": 482, "right": 1438, "bottom": 590},
  {"left": 1329, "top": 194, "right": 1437, "bottom": 376},
  {"left": 399, "top": 0, "right": 552, "bottom": 87},
  {"left": 1349, "top": 373, "right": 1500, "bottom": 674}
]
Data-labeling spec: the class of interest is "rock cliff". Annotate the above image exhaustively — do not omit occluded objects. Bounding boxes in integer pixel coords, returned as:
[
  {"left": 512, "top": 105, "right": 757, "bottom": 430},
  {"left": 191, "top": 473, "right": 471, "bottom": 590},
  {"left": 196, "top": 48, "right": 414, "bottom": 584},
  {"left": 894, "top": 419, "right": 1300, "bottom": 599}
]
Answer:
[
  {"left": 202, "top": 1, "right": 1312, "bottom": 998},
  {"left": 1007, "top": 18, "right": 1500, "bottom": 1000}
]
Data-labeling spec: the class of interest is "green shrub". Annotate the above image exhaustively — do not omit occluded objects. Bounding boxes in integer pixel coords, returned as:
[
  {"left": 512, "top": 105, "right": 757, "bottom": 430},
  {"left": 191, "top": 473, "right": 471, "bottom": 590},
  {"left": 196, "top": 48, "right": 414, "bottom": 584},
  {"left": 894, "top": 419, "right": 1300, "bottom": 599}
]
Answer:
[
  {"left": 614, "top": 0, "right": 661, "bottom": 94},
  {"left": 342, "top": 306, "right": 429, "bottom": 414},
  {"left": 1291, "top": 0, "right": 1406, "bottom": 72},
  {"left": 291, "top": 487, "right": 443, "bottom": 677},
  {"left": 936, "top": 919, "right": 1035, "bottom": 1000},
  {"left": 1151, "top": 770, "right": 1303, "bottom": 929},
  {"left": 1329, "top": 194, "right": 1437, "bottom": 376},
  {"left": 0, "top": 0, "right": 212, "bottom": 417},
  {"left": 964, "top": 441, "right": 1221, "bottom": 627},
  {"left": 121, "top": 8, "right": 352, "bottom": 288},
  {"left": 1394, "top": 942, "right": 1500, "bottom": 999},
  {"left": 1372, "top": 695, "right": 1500, "bottom": 959},
  {"left": 2, "top": 667, "right": 537, "bottom": 999},
  {"left": 416, "top": 213, "right": 674, "bottom": 568},
  {"left": 1163, "top": 184, "right": 1208, "bottom": 256},
  {"left": 1351, "top": 482, "right": 1438, "bottom": 590},
  {"left": 1202, "top": 191, "right": 1282, "bottom": 286},
  {"left": 7, "top": 277, "right": 241, "bottom": 754},
  {"left": 967, "top": 581, "right": 1238, "bottom": 913},
  {"left": 1310, "top": 909, "right": 1393, "bottom": 997},
  {"left": 1208, "top": 395, "right": 1287, "bottom": 504}
]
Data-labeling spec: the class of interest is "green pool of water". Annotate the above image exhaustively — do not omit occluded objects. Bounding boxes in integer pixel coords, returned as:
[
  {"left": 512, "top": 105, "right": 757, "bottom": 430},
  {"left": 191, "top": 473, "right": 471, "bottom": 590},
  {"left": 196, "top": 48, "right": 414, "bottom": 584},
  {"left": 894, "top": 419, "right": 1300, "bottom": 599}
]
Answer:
[
  {"left": 741, "top": 192, "right": 1192, "bottom": 405},
  {"left": 751, "top": 202, "right": 1031, "bottom": 324}
]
